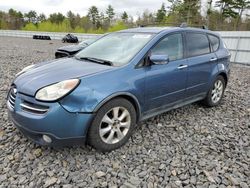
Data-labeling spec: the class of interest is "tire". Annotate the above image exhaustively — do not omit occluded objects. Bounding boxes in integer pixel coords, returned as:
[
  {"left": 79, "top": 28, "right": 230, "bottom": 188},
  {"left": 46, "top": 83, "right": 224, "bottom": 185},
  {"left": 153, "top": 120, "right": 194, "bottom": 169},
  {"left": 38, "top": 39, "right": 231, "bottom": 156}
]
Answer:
[
  {"left": 203, "top": 75, "right": 226, "bottom": 107},
  {"left": 87, "top": 98, "right": 136, "bottom": 152}
]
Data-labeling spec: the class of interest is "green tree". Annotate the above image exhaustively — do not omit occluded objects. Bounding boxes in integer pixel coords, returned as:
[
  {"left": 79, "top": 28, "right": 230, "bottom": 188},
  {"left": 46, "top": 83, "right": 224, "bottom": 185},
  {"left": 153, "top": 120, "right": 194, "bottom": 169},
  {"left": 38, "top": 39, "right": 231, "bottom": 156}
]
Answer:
[
  {"left": 25, "top": 10, "right": 37, "bottom": 23},
  {"left": 99, "top": 12, "right": 108, "bottom": 30},
  {"left": 233, "top": 0, "right": 250, "bottom": 30},
  {"left": 137, "top": 10, "right": 155, "bottom": 26},
  {"left": 106, "top": 5, "right": 115, "bottom": 24},
  {"left": 207, "top": 0, "right": 213, "bottom": 27},
  {"left": 206, "top": 10, "right": 223, "bottom": 30},
  {"left": 67, "top": 11, "right": 81, "bottom": 29},
  {"left": 87, "top": 6, "right": 100, "bottom": 28},
  {"left": 49, "top": 13, "right": 65, "bottom": 24},
  {"left": 156, "top": 3, "right": 166, "bottom": 23},
  {"left": 80, "top": 16, "right": 92, "bottom": 32},
  {"left": 121, "top": 11, "right": 128, "bottom": 22},
  {"left": 0, "top": 11, "right": 8, "bottom": 29},
  {"left": 38, "top": 13, "right": 46, "bottom": 22},
  {"left": 8, "top": 8, "right": 24, "bottom": 29},
  {"left": 181, "top": 0, "right": 201, "bottom": 25},
  {"left": 167, "top": 0, "right": 182, "bottom": 13},
  {"left": 215, "top": 0, "right": 238, "bottom": 27},
  {"left": 165, "top": 0, "right": 182, "bottom": 25}
]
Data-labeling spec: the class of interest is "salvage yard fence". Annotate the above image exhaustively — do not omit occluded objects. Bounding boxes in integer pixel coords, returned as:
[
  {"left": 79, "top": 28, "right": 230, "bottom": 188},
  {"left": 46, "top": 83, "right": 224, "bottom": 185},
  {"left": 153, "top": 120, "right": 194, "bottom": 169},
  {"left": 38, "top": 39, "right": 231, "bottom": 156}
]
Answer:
[
  {"left": 0, "top": 30, "right": 249, "bottom": 65},
  {"left": 0, "top": 30, "right": 100, "bottom": 40},
  {"left": 219, "top": 31, "right": 250, "bottom": 65}
]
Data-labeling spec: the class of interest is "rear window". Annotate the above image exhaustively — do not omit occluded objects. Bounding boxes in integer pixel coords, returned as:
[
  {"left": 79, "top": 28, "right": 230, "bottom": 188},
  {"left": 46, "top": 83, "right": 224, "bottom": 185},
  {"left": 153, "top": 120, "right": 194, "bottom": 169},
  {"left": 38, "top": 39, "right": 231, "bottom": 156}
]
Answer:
[
  {"left": 208, "top": 34, "right": 220, "bottom": 51},
  {"left": 186, "top": 33, "right": 210, "bottom": 57}
]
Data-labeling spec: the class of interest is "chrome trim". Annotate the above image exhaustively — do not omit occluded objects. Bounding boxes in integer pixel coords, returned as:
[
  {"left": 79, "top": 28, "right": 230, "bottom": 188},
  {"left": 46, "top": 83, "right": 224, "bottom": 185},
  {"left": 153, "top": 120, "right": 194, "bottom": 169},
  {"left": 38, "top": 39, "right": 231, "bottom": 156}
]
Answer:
[
  {"left": 7, "top": 100, "right": 14, "bottom": 110},
  {"left": 9, "top": 94, "right": 15, "bottom": 101},
  {"left": 13, "top": 88, "right": 17, "bottom": 94},
  {"left": 8, "top": 88, "right": 16, "bottom": 110},
  {"left": 20, "top": 103, "right": 49, "bottom": 113},
  {"left": 210, "top": 57, "right": 218, "bottom": 62},
  {"left": 177, "top": 65, "right": 188, "bottom": 69}
]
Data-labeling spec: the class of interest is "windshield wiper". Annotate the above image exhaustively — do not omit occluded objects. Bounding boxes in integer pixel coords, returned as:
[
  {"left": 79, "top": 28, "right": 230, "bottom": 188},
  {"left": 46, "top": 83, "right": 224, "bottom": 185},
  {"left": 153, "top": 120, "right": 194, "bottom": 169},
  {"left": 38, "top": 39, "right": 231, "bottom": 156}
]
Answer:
[{"left": 78, "top": 57, "right": 113, "bottom": 66}]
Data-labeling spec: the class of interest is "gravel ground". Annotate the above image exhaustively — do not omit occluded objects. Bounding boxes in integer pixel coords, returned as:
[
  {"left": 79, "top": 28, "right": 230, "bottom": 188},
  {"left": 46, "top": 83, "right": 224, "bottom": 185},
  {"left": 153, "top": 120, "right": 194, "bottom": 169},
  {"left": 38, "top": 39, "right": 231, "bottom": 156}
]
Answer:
[{"left": 0, "top": 36, "right": 249, "bottom": 188}]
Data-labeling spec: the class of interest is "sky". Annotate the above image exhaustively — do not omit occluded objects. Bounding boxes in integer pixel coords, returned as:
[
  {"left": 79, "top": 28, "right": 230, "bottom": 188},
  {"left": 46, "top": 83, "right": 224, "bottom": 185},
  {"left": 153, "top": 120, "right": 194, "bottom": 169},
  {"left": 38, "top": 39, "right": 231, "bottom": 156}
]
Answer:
[{"left": 0, "top": 0, "right": 171, "bottom": 18}]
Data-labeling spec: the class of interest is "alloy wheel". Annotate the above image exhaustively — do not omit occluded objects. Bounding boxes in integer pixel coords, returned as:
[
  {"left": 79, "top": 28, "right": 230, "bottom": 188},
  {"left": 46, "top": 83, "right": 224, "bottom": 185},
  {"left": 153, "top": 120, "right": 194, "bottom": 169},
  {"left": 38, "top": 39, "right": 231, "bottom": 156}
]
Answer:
[
  {"left": 211, "top": 79, "right": 224, "bottom": 103},
  {"left": 99, "top": 106, "right": 131, "bottom": 144}
]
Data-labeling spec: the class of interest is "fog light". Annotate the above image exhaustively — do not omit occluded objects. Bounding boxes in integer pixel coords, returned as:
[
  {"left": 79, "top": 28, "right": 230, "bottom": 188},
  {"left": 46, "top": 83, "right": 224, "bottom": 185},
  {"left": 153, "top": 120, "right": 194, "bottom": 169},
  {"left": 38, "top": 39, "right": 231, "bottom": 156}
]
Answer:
[{"left": 42, "top": 135, "right": 52, "bottom": 143}]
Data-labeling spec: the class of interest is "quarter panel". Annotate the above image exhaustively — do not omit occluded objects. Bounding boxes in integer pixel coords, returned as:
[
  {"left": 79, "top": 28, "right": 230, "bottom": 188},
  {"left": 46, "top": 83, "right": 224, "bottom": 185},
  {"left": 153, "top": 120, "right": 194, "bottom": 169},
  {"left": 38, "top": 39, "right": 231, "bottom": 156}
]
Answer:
[{"left": 186, "top": 53, "right": 216, "bottom": 97}]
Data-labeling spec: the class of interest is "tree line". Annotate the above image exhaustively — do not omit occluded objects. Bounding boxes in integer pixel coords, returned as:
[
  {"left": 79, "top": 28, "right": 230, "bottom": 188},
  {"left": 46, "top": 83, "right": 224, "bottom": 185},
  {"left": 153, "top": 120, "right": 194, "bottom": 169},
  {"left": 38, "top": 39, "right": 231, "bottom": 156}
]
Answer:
[{"left": 0, "top": 0, "right": 249, "bottom": 33}]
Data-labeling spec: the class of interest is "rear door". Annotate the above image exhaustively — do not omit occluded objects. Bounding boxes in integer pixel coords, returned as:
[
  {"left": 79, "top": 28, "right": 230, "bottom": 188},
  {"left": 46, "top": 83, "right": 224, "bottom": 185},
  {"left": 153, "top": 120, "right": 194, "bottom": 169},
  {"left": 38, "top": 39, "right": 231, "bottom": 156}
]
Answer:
[{"left": 185, "top": 32, "right": 217, "bottom": 98}]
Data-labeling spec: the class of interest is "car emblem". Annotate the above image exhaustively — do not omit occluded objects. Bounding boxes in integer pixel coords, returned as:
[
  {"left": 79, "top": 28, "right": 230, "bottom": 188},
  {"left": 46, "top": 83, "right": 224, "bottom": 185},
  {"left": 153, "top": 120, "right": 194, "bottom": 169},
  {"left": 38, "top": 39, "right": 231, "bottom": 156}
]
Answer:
[{"left": 13, "top": 88, "right": 17, "bottom": 94}]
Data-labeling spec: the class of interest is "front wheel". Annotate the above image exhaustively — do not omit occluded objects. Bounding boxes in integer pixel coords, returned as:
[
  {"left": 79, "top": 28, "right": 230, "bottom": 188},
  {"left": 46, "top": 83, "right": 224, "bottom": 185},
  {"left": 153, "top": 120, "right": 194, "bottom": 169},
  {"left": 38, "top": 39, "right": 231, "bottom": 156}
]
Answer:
[
  {"left": 87, "top": 98, "right": 136, "bottom": 152},
  {"left": 203, "top": 75, "right": 226, "bottom": 107}
]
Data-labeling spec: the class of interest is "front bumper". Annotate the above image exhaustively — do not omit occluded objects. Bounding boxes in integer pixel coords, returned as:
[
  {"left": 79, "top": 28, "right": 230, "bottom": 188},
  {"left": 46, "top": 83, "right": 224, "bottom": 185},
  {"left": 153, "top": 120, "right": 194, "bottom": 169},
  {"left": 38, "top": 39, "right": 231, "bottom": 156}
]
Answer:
[{"left": 7, "top": 92, "right": 94, "bottom": 146}]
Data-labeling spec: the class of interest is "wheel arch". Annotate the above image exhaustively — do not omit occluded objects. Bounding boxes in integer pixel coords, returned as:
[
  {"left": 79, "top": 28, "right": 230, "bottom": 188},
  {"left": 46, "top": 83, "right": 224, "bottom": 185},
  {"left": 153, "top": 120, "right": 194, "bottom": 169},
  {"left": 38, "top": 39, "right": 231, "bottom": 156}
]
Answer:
[
  {"left": 93, "top": 92, "right": 141, "bottom": 122},
  {"left": 217, "top": 72, "right": 228, "bottom": 86}
]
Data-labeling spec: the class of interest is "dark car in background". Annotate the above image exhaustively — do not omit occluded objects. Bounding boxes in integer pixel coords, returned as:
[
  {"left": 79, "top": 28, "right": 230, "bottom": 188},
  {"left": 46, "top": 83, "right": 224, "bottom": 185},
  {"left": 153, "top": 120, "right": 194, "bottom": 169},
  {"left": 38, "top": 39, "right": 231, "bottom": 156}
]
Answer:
[
  {"left": 62, "top": 33, "right": 78, "bottom": 43},
  {"left": 55, "top": 37, "right": 100, "bottom": 58}
]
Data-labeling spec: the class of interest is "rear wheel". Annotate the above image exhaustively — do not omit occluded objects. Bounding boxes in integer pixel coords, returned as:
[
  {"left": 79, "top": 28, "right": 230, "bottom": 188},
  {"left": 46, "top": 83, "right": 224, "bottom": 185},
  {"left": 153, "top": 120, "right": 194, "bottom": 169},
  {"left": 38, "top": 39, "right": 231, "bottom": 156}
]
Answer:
[
  {"left": 88, "top": 98, "right": 136, "bottom": 152},
  {"left": 203, "top": 75, "right": 226, "bottom": 107}
]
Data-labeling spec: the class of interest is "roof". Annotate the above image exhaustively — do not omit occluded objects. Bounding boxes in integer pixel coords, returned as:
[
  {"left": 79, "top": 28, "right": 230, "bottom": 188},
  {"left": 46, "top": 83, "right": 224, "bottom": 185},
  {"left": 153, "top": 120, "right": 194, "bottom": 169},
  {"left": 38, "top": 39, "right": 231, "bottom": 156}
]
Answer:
[
  {"left": 119, "top": 27, "right": 178, "bottom": 34},
  {"left": 119, "top": 26, "right": 213, "bottom": 34}
]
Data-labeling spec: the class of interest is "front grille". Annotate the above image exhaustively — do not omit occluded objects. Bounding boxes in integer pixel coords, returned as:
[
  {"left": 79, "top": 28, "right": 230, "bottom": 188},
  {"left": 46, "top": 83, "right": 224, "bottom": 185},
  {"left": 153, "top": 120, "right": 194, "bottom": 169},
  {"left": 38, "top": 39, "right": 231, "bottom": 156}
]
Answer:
[
  {"left": 7, "top": 87, "right": 17, "bottom": 110},
  {"left": 20, "top": 101, "right": 49, "bottom": 114}
]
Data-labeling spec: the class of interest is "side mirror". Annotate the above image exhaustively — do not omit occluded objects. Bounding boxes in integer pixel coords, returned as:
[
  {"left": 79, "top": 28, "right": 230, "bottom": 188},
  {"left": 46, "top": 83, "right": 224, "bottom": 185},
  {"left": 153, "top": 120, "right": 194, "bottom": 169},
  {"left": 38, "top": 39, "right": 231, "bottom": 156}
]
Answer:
[{"left": 150, "top": 54, "right": 169, "bottom": 65}]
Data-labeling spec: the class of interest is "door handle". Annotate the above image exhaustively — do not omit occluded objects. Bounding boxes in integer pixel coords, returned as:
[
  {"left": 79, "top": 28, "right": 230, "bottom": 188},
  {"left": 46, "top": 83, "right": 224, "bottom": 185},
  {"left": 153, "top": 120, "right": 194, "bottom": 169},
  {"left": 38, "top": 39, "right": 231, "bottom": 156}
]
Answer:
[
  {"left": 177, "top": 64, "right": 188, "bottom": 69},
  {"left": 210, "top": 57, "right": 217, "bottom": 62}
]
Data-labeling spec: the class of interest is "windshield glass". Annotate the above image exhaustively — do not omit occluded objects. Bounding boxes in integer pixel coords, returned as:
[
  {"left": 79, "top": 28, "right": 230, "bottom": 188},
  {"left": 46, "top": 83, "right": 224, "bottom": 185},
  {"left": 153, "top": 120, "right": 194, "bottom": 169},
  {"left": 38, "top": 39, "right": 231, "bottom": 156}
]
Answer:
[
  {"left": 75, "top": 32, "right": 154, "bottom": 66},
  {"left": 79, "top": 38, "right": 97, "bottom": 47}
]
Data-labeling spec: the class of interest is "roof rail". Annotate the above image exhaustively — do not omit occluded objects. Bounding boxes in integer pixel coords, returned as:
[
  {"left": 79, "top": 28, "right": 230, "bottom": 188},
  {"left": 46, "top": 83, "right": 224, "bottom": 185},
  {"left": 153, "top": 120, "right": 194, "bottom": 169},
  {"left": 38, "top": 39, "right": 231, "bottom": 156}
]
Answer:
[
  {"left": 202, "top": 25, "right": 208, "bottom": 30},
  {"left": 180, "top": 22, "right": 188, "bottom": 28},
  {"left": 135, "top": 22, "right": 209, "bottom": 30},
  {"left": 180, "top": 22, "right": 208, "bottom": 30}
]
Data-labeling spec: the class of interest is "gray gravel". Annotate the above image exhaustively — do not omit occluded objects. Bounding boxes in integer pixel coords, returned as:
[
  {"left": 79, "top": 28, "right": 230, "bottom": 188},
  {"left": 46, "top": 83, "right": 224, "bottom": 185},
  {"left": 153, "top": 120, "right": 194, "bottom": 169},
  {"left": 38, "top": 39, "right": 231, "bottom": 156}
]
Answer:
[{"left": 0, "top": 36, "right": 250, "bottom": 188}]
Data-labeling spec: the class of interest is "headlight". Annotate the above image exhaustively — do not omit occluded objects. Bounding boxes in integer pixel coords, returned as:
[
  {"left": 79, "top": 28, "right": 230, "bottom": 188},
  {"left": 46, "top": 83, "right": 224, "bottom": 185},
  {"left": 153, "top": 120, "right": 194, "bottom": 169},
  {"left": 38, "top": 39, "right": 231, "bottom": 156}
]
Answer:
[
  {"left": 35, "top": 79, "right": 80, "bottom": 101},
  {"left": 16, "top": 64, "right": 35, "bottom": 77}
]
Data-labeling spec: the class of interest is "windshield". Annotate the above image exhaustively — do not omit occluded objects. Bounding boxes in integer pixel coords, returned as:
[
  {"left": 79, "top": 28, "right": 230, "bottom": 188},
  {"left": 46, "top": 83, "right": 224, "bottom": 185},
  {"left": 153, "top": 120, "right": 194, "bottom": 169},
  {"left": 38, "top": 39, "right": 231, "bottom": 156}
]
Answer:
[
  {"left": 75, "top": 32, "right": 154, "bottom": 66},
  {"left": 79, "top": 38, "right": 98, "bottom": 47}
]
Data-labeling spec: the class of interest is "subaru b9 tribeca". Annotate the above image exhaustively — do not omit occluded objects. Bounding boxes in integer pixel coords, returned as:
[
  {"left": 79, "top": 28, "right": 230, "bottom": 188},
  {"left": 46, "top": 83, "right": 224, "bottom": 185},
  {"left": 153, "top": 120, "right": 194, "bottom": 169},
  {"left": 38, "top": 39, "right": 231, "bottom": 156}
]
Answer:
[{"left": 7, "top": 27, "right": 230, "bottom": 152}]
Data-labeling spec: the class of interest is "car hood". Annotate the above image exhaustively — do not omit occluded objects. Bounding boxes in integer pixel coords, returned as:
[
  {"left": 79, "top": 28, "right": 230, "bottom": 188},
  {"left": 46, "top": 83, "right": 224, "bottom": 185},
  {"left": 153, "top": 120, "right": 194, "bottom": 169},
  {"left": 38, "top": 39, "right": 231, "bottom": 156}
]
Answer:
[
  {"left": 57, "top": 45, "right": 85, "bottom": 53},
  {"left": 14, "top": 58, "right": 114, "bottom": 96}
]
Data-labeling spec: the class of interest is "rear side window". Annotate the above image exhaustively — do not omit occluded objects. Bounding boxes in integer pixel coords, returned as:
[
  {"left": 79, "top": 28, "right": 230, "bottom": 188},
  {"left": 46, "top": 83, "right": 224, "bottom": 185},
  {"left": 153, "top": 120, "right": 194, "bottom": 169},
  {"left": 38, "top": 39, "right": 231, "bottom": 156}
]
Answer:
[
  {"left": 186, "top": 33, "right": 210, "bottom": 57},
  {"left": 208, "top": 34, "right": 220, "bottom": 51}
]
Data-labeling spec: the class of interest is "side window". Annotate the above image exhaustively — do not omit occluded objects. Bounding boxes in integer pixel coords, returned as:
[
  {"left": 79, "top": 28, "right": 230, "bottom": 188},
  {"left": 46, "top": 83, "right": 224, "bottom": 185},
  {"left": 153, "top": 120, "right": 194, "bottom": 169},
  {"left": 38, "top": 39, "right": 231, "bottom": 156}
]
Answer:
[
  {"left": 186, "top": 33, "right": 210, "bottom": 57},
  {"left": 208, "top": 34, "right": 220, "bottom": 51},
  {"left": 151, "top": 33, "right": 183, "bottom": 61}
]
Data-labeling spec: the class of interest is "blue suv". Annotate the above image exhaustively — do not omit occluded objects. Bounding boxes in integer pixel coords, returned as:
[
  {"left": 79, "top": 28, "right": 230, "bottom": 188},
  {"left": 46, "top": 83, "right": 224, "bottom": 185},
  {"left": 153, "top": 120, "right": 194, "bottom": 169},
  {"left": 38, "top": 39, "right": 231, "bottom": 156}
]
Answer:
[{"left": 7, "top": 27, "right": 230, "bottom": 152}]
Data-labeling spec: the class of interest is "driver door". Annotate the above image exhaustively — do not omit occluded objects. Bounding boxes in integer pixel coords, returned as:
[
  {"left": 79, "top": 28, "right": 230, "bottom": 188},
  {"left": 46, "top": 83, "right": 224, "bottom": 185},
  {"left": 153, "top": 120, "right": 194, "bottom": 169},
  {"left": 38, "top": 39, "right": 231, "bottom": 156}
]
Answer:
[{"left": 144, "top": 33, "right": 188, "bottom": 112}]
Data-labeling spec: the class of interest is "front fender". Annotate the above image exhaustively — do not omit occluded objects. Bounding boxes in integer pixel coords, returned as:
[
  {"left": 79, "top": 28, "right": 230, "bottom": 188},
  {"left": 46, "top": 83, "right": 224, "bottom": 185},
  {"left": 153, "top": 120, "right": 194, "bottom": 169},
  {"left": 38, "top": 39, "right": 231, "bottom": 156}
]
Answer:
[
  {"left": 93, "top": 92, "right": 141, "bottom": 117},
  {"left": 59, "top": 61, "right": 146, "bottom": 118},
  {"left": 60, "top": 87, "right": 141, "bottom": 116},
  {"left": 59, "top": 84, "right": 103, "bottom": 113}
]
